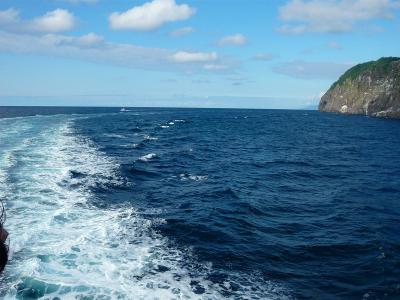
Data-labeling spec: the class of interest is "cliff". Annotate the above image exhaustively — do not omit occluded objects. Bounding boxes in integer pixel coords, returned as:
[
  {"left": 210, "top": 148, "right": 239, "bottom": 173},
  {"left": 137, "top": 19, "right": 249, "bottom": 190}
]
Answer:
[{"left": 319, "top": 57, "right": 400, "bottom": 118}]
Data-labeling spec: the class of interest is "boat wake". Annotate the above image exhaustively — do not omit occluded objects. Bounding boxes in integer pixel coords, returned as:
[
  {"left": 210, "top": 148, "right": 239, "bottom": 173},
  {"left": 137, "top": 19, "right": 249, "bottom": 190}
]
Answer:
[{"left": 0, "top": 115, "right": 290, "bottom": 299}]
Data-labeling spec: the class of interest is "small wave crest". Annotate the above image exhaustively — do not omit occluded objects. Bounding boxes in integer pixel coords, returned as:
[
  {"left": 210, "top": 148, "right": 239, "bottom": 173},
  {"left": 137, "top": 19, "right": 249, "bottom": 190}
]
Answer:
[
  {"left": 138, "top": 153, "right": 157, "bottom": 162},
  {"left": 179, "top": 173, "right": 208, "bottom": 181},
  {"left": 144, "top": 135, "right": 158, "bottom": 141}
]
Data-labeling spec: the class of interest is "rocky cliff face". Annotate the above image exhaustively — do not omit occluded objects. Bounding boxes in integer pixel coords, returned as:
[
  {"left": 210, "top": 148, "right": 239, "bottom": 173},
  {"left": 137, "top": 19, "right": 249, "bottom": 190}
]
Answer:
[{"left": 319, "top": 57, "right": 400, "bottom": 118}]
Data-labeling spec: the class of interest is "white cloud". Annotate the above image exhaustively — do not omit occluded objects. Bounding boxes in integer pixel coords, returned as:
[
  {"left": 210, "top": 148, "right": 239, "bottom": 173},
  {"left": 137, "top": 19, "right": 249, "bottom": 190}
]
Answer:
[
  {"left": 203, "top": 64, "right": 229, "bottom": 71},
  {"left": 0, "top": 8, "right": 76, "bottom": 33},
  {"left": 279, "top": 0, "right": 400, "bottom": 34},
  {"left": 217, "top": 34, "right": 247, "bottom": 46},
  {"left": 78, "top": 33, "right": 104, "bottom": 46},
  {"left": 170, "top": 51, "right": 217, "bottom": 63},
  {"left": 30, "top": 9, "right": 76, "bottom": 32},
  {"left": 169, "top": 26, "right": 194, "bottom": 37},
  {"left": 109, "top": 0, "right": 196, "bottom": 31},
  {"left": 273, "top": 60, "right": 353, "bottom": 79},
  {"left": 0, "top": 30, "right": 172, "bottom": 69},
  {"left": 277, "top": 24, "right": 308, "bottom": 34},
  {"left": 328, "top": 41, "right": 342, "bottom": 50},
  {"left": 0, "top": 6, "right": 233, "bottom": 73},
  {"left": 0, "top": 31, "right": 233, "bottom": 73},
  {"left": 0, "top": 8, "right": 19, "bottom": 24},
  {"left": 43, "top": 32, "right": 104, "bottom": 48},
  {"left": 253, "top": 53, "right": 274, "bottom": 61}
]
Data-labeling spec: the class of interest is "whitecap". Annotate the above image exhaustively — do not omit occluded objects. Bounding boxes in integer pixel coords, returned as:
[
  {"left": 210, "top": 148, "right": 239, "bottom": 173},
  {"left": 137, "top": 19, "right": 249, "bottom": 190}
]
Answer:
[
  {"left": 179, "top": 174, "right": 208, "bottom": 181},
  {"left": 143, "top": 135, "right": 158, "bottom": 141},
  {"left": 138, "top": 153, "right": 157, "bottom": 162},
  {"left": 103, "top": 133, "right": 126, "bottom": 138}
]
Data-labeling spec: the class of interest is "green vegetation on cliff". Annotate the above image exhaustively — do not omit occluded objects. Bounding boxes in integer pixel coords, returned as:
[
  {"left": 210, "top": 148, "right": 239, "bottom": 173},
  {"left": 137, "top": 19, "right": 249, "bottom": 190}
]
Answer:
[
  {"left": 319, "top": 57, "right": 400, "bottom": 119},
  {"left": 331, "top": 57, "right": 400, "bottom": 89}
]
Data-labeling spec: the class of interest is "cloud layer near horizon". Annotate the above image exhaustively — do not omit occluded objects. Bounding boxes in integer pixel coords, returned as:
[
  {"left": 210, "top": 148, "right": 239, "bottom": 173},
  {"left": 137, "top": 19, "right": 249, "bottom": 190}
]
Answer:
[
  {"left": 0, "top": 30, "right": 232, "bottom": 74},
  {"left": 273, "top": 60, "right": 354, "bottom": 79}
]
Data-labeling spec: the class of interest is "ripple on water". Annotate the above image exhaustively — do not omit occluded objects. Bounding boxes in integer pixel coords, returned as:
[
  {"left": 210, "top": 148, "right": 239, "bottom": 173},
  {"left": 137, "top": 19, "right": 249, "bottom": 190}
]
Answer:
[{"left": 0, "top": 116, "right": 291, "bottom": 300}]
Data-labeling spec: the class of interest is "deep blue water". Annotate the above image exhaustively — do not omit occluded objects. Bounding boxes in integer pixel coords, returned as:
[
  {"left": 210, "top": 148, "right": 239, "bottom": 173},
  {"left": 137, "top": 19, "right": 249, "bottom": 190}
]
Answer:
[{"left": 0, "top": 107, "right": 400, "bottom": 299}]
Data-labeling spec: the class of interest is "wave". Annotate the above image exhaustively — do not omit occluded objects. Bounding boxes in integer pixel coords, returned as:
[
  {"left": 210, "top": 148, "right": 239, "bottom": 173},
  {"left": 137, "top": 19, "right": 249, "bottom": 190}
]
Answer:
[
  {"left": 179, "top": 173, "right": 208, "bottom": 181},
  {"left": 103, "top": 133, "right": 126, "bottom": 139},
  {"left": 138, "top": 153, "right": 157, "bottom": 162},
  {"left": 125, "top": 166, "right": 160, "bottom": 180},
  {"left": 0, "top": 115, "right": 290, "bottom": 299},
  {"left": 143, "top": 135, "right": 158, "bottom": 141}
]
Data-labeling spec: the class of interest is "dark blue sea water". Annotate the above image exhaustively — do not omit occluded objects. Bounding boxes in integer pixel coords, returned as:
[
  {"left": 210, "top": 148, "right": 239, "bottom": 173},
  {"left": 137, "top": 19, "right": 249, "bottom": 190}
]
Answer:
[{"left": 0, "top": 106, "right": 400, "bottom": 299}]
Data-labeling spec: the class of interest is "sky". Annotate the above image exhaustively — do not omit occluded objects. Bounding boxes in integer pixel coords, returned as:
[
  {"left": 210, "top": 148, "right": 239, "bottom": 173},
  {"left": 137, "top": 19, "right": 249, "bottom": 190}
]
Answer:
[{"left": 0, "top": 0, "right": 399, "bottom": 109}]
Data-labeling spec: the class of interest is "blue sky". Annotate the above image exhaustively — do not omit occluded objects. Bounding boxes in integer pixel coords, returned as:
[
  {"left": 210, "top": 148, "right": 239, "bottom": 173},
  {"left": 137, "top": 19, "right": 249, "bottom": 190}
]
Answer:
[{"left": 0, "top": 0, "right": 399, "bottom": 108}]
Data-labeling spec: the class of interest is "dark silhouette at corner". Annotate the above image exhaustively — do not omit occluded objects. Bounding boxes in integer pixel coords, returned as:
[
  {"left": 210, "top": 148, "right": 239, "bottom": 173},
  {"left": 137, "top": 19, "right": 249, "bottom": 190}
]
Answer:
[{"left": 0, "top": 199, "right": 8, "bottom": 273}]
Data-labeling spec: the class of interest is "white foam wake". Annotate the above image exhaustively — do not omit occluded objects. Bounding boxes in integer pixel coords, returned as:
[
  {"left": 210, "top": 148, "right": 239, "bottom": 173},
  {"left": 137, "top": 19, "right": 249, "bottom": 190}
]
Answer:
[{"left": 0, "top": 115, "right": 291, "bottom": 300}]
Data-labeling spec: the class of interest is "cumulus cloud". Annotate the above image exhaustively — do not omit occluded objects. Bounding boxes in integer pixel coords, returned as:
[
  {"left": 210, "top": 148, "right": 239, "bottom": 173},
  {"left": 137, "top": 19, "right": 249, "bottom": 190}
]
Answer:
[
  {"left": 170, "top": 51, "right": 217, "bottom": 63},
  {"left": 0, "top": 5, "right": 234, "bottom": 74},
  {"left": 273, "top": 60, "right": 353, "bottom": 79},
  {"left": 0, "top": 31, "right": 232, "bottom": 73},
  {"left": 109, "top": 0, "right": 196, "bottom": 31},
  {"left": 30, "top": 9, "right": 76, "bottom": 32},
  {"left": 0, "top": 8, "right": 76, "bottom": 33},
  {"left": 169, "top": 26, "right": 194, "bottom": 37},
  {"left": 217, "top": 34, "right": 247, "bottom": 46},
  {"left": 278, "top": 0, "right": 400, "bottom": 34}
]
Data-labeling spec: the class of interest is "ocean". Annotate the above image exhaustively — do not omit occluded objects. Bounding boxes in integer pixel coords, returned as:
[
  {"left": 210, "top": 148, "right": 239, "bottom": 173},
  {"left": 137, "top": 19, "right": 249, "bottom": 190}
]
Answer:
[{"left": 0, "top": 107, "right": 399, "bottom": 299}]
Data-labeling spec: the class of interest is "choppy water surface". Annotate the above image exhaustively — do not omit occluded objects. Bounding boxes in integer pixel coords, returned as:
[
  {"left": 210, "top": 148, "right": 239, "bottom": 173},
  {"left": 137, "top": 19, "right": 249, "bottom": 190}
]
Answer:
[{"left": 0, "top": 107, "right": 399, "bottom": 300}]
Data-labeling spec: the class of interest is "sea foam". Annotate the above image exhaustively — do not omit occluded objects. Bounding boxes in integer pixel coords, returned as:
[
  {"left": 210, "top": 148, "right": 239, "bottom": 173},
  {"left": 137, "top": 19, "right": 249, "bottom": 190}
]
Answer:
[{"left": 0, "top": 115, "right": 290, "bottom": 300}]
